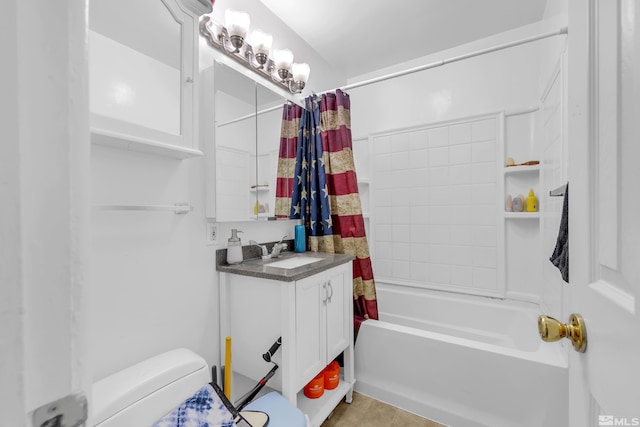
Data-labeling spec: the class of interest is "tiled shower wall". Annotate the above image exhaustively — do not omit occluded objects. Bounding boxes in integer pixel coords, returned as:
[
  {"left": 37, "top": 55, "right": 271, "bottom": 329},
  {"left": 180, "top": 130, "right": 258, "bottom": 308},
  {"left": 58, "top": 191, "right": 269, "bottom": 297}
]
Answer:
[{"left": 372, "top": 115, "right": 502, "bottom": 297}]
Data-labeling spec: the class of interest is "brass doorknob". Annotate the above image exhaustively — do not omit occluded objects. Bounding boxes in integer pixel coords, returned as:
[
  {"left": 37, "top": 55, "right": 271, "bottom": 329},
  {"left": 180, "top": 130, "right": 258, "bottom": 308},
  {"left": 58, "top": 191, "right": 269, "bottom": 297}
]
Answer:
[{"left": 538, "top": 313, "right": 587, "bottom": 353}]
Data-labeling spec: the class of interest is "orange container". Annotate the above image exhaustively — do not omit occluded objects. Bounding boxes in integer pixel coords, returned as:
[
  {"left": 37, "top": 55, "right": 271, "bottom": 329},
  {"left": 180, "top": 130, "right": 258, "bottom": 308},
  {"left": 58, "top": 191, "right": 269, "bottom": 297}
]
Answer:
[
  {"left": 303, "top": 371, "right": 325, "bottom": 399},
  {"left": 323, "top": 361, "right": 340, "bottom": 390}
]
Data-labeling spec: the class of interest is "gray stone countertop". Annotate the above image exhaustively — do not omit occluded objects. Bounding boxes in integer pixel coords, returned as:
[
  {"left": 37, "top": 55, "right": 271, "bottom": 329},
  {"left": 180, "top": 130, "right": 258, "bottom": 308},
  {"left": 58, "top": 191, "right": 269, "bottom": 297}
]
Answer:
[{"left": 216, "top": 250, "right": 355, "bottom": 282}]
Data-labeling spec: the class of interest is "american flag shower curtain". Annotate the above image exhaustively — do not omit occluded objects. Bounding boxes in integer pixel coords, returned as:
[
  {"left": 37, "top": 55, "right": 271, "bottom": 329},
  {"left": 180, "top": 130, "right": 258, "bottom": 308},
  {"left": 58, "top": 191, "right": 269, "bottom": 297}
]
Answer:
[
  {"left": 274, "top": 103, "right": 302, "bottom": 218},
  {"left": 277, "top": 91, "right": 378, "bottom": 334}
]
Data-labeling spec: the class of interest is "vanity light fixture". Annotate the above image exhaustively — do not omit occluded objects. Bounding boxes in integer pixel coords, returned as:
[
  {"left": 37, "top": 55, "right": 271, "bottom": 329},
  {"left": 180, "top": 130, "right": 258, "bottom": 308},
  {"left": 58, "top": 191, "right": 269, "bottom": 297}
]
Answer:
[{"left": 199, "top": 12, "right": 310, "bottom": 94}]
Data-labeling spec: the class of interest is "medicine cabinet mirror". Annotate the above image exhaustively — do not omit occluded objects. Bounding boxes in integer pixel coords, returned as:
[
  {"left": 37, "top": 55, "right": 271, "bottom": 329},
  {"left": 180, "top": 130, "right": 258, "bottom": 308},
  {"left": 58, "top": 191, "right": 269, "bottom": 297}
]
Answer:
[{"left": 211, "top": 60, "right": 296, "bottom": 221}]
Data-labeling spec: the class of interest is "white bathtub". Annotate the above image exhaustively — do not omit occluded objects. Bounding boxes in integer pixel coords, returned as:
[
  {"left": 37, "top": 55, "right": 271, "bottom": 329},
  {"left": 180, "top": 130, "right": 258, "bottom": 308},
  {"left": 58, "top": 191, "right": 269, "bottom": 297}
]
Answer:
[{"left": 354, "top": 283, "right": 568, "bottom": 427}]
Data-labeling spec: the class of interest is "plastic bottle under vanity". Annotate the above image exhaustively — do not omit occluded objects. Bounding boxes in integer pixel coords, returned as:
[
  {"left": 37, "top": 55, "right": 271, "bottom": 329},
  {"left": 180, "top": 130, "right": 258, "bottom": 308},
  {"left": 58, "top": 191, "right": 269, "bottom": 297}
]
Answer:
[{"left": 227, "top": 229, "right": 243, "bottom": 264}]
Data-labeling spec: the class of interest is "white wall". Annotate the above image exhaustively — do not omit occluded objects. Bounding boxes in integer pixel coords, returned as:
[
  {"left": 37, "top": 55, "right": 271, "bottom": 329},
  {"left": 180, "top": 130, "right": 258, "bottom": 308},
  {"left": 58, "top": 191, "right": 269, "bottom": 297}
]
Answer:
[{"left": 90, "top": 1, "right": 328, "bottom": 382}]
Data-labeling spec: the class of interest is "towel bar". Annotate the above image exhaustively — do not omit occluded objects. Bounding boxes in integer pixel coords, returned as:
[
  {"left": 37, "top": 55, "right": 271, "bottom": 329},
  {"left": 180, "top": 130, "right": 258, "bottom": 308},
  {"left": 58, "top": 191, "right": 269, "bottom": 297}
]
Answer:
[{"left": 94, "top": 203, "right": 192, "bottom": 214}]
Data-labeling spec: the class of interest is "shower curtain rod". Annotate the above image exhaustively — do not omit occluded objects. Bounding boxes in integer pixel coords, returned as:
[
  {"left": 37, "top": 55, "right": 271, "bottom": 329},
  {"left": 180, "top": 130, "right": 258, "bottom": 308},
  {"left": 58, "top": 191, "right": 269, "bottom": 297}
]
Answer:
[
  {"left": 336, "top": 26, "right": 568, "bottom": 92},
  {"left": 217, "top": 104, "right": 283, "bottom": 127}
]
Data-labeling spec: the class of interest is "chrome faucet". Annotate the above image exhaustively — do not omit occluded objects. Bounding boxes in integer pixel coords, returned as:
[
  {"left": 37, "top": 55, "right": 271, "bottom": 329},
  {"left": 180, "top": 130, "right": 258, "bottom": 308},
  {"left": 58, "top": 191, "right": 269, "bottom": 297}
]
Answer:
[
  {"left": 249, "top": 236, "right": 288, "bottom": 259},
  {"left": 270, "top": 236, "right": 288, "bottom": 258},
  {"left": 249, "top": 240, "right": 269, "bottom": 258}
]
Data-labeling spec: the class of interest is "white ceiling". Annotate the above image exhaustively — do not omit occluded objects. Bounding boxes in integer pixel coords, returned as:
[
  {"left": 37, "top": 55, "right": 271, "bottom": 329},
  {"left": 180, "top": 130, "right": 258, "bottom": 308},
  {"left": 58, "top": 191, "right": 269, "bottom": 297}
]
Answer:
[{"left": 259, "top": 0, "right": 548, "bottom": 79}]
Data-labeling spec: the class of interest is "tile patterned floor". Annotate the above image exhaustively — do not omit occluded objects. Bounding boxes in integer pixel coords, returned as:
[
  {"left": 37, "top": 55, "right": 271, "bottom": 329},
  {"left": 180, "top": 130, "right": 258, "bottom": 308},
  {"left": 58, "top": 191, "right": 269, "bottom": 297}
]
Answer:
[{"left": 320, "top": 392, "right": 446, "bottom": 427}]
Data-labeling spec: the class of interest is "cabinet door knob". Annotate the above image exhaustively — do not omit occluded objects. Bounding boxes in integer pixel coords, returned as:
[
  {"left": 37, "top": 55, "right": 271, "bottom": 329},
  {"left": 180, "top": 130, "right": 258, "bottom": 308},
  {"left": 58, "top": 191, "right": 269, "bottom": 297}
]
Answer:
[{"left": 327, "top": 280, "right": 333, "bottom": 303}]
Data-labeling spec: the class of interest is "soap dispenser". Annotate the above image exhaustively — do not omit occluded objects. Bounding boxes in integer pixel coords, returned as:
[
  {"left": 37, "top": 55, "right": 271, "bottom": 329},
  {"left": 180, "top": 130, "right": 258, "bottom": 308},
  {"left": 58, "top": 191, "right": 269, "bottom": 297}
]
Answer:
[
  {"left": 227, "top": 229, "right": 243, "bottom": 264},
  {"left": 525, "top": 189, "right": 538, "bottom": 212}
]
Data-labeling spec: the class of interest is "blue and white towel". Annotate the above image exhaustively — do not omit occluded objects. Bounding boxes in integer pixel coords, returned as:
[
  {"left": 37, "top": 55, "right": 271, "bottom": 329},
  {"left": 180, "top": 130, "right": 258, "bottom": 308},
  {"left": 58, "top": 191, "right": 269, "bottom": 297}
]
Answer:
[{"left": 152, "top": 384, "right": 236, "bottom": 427}]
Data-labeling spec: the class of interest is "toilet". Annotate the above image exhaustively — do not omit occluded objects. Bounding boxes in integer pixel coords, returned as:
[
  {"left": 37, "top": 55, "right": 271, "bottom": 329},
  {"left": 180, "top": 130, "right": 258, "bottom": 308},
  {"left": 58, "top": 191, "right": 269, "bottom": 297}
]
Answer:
[{"left": 92, "top": 348, "right": 307, "bottom": 426}]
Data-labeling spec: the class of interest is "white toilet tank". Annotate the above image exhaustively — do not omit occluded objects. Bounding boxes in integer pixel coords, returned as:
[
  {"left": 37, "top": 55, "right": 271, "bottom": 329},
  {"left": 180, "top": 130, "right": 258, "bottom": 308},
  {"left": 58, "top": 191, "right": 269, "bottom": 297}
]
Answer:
[{"left": 92, "top": 348, "right": 210, "bottom": 426}]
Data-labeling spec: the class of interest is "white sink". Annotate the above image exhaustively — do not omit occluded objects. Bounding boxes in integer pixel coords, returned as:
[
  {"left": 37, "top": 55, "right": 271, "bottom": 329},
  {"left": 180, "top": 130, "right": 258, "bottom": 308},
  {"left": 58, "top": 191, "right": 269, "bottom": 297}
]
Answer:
[{"left": 266, "top": 256, "right": 323, "bottom": 269}]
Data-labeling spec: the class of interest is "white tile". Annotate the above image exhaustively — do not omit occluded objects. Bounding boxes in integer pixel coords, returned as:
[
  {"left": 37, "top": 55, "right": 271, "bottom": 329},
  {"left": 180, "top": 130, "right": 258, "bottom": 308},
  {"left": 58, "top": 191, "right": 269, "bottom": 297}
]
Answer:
[
  {"left": 429, "top": 264, "right": 450, "bottom": 284},
  {"left": 471, "top": 162, "right": 497, "bottom": 183},
  {"left": 450, "top": 266, "right": 473, "bottom": 286},
  {"left": 428, "top": 166, "right": 449, "bottom": 186},
  {"left": 471, "top": 140, "right": 496, "bottom": 163},
  {"left": 449, "top": 164, "right": 472, "bottom": 185},
  {"left": 375, "top": 206, "right": 392, "bottom": 224},
  {"left": 409, "top": 168, "right": 429, "bottom": 184},
  {"left": 392, "top": 224, "right": 411, "bottom": 243},
  {"left": 410, "top": 243, "right": 429, "bottom": 262},
  {"left": 450, "top": 225, "right": 474, "bottom": 245},
  {"left": 472, "top": 226, "right": 497, "bottom": 247},
  {"left": 374, "top": 136, "right": 392, "bottom": 154},
  {"left": 393, "top": 260, "right": 412, "bottom": 280},
  {"left": 426, "top": 225, "right": 450, "bottom": 244},
  {"left": 473, "top": 267, "right": 497, "bottom": 290},
  {"left": 472, "top": 118, "right": 496, "bottom": 141},
  {"left": 429, "top": 244, "right": 452, "bottom": 265},
  {"left": 392, "top": 188, "right": 412, "bottom": 206},
  {"left": 376, "top": 259, "right": 393, "bottom": 277},
  {"left": 388, "top": 170, "right": 410, "bottom": 189},
  {"left": 411, "top": 225, "right": 431, "bottom": 242},
  {"left": 428, "top": 126, "right": 449, "bottom": 147},
  {"left": 376, "top": 224, "right": 393, "bottom": 241},
  {"left": 409, "top": 129, "right": 429, "bottom": 150},
  {"left": 471, "top": 183, "right": 497, "bottom": 204},
  {"left": 449, "top": 123, "right": 472, "bottom": 145},
  {"left": 411, "top": 187, "right": 430, "bottom": 206},
  {"left": 374, "top": 189, "right": 394, "bottom": 206},
  {"left": 391, "top": 151, "right": 410, "bottom": 170},
  {"left": 429, "top": 147, "right": 449, "bottom": 166},
  {"left": 449, "top": 206, "right": 472, "bottom": 225},
  {"left": 449, "top": 185, "right": 472, "bottom": 205},
  {"left": 449, "top": 245, "right": 473, "bottom": 266},
  {"left": 472, "top": 205, "right": 498, "bottom": 226},
  {"left": 473, "top": 246, "right": 497, "bottom": 268},
  {"left": 429, "top": 186, "right": 450, "bottom": 206},
  {"left": 428, "top": 206, "right": 450, "bottom": 224},
  {"left": 410, "top": 206, "right": 429, "bottom": 224},
  {"left": 449, "top": 144, "right": 471, "bottom": 165},
  {"left": 376, "top": 243, "right": 393, "bottom": 260},
  {"left": 392, "top": 243, "right": 411, "bottom": 261},
  {"left": 410, "top": 262, "right": 429, "bottom": 281},
  {"left": 392, "top": 206, "right": 410, "bottom": 225},
  {"left": 375, "top": 153, "right": 393, "bottom": 171},
  {"left": 409, "top": 149, "right": 429, "bottom": 169},
  {"left": 391, "top": 132, "right": 410, "bottom": 152}
]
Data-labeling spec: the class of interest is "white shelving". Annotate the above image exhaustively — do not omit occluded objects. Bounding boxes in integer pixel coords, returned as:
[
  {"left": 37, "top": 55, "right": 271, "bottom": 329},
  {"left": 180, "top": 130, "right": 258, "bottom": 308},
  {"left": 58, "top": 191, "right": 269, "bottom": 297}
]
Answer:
[
  {"left": 503, "top": 164, "right": 540, "bottom": 174},
  {"left": 91, "top": 129, "right": 203, "bottom": 159},
  {"left": 296, "top": 374, "right": 356, "bottom": 427},
  {"left": 504, "top": 212, "right": 540, "bottom": 219}
]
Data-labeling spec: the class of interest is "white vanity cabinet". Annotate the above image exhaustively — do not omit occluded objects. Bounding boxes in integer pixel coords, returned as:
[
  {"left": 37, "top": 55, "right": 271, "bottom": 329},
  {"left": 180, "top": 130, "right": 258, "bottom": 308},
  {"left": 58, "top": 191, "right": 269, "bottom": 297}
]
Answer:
[
  {"left": 219, "top": 261, "right": 355, "bottom": 427},
  {"left": 89, "top": 0, "right": 207, "bottom": 158},
  {"left": 294, "top": 267, "right": 350, "bottom": 390}
]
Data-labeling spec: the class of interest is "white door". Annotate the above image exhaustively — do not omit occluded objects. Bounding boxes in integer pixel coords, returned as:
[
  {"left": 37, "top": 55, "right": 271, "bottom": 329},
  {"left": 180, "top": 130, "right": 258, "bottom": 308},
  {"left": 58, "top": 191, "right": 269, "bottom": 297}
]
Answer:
[{"left": 568, "top": 0, "right": 640, "bottom": 425}]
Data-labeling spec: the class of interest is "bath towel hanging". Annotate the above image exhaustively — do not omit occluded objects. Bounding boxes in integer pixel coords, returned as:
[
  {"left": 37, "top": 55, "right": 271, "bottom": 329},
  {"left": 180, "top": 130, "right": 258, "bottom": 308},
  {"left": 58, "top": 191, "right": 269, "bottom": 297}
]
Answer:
[{"left": 549, "top": 182, "right": 569, "bottom": 282}]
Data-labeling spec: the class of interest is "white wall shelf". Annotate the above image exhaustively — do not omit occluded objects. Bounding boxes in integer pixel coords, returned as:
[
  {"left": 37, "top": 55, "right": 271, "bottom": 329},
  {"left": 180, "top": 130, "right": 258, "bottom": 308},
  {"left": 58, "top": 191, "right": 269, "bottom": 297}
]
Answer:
[
  {"left": 504, "top": 212, "right": 540, "bottom": 219},
  {"left": 503, "top": 164, "right": 540, "bottom": 174},
  {"left": 91, "top": 129, "right": 203, "bottom": 159}
]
